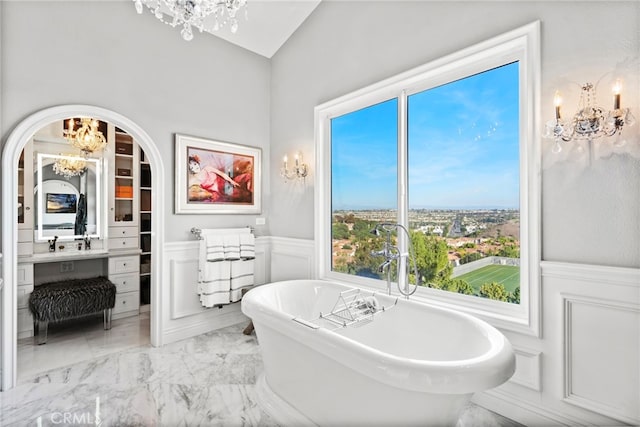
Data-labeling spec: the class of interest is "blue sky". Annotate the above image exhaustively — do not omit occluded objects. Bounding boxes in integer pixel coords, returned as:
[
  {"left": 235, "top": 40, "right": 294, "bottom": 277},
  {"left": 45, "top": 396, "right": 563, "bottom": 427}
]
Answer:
[{"left": 331, "top": 62, "right": 520, "bottom": 211}]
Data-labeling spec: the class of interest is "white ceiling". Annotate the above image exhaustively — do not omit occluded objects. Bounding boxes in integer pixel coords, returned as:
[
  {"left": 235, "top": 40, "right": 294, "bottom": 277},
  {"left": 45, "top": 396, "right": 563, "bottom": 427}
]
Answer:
[{"left": 203, "top": 0, "right": 322, "bottom": 58}]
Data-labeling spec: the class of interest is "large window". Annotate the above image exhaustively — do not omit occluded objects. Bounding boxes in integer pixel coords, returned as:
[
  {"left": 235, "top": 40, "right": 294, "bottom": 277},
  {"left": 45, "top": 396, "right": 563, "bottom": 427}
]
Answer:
[{"left": 317, "top": 23, "right": 540, "bottom": 334}]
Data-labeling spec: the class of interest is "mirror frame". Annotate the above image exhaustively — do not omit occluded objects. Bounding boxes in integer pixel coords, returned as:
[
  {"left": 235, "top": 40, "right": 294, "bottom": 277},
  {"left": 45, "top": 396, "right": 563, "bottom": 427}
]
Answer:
[{"left": 35, "top": 152, "right": 103, "bottom": 242}]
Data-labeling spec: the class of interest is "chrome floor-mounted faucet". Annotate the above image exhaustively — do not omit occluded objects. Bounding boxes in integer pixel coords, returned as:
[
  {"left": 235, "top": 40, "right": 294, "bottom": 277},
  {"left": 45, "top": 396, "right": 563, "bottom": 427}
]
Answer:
[{"left": 370, "top": 223, "right": 420, "bottom": 298}]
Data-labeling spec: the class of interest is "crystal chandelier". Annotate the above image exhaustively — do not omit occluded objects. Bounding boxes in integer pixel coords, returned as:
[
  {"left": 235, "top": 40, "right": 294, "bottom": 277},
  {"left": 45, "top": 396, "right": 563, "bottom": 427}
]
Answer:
[
  {"left": 543, "top": 81, "right": 635, "bottom": 153},
  {"left": 63, "top": 118, "right": 107, "bottom": 156},
  {"left": 53, "top": 155, "right": 88, "bottom": 179},
  {"left": 133, "top": 0, "right": 248, "bottom": 41}
]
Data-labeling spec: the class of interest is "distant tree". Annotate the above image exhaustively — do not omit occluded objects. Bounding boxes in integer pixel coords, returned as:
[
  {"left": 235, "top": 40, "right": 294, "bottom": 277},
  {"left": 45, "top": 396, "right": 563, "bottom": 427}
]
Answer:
[
  {"left": 411, "top": 232, "right": 450, "bottom": 283},
  {"left": 479, "top": 282, "right": 509, "bottom": 302},
  {"left": 497, "top": 245, "right": 520, "bottom": 258},
  {"left": 439, "top": 278, "right": 475, "bottom": 295},
  {"left": 508, "top": 286, "right": 520, "bottom": 304},
  {"left": 460, "top": 252, "right": 483, "bottom": 264},
  {"left": 353, "top": 219, "right": 377, "bottom": 240},
  {"left": 332, "top": 222, "right": 350, "bottom": 240},
  {"left": 351, "top": 238, "right": 384, "bottom": 279}
]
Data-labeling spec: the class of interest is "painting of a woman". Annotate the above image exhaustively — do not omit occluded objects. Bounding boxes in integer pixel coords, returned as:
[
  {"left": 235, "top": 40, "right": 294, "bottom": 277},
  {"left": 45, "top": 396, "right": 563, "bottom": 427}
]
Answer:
[
  {"left": 187, "top": 148, "right": 254, "bottom": 204},
  {"left": 176, "top": 135, "right": 261, "bottom": 214}
]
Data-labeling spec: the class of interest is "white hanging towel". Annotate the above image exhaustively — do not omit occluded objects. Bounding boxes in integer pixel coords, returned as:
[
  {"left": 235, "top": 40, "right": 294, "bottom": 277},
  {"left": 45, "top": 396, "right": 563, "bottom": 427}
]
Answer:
[
  {"left": 223, "top": 234, "right": 241, "bottom": 260},
  {"left": 230, "top": 259, "right": 254, "bottom": 303},
  {"left": 198, "top": 259, "right": 231, "bottom": 307},
  {"left": 239, "top": 233, "right": 255, "bottom": 259},
  {"left": 203, "top": 234, "right": 225, "bottom": 262},
  {"left": 197, "top": 228, "right": 254, "bottom": 307}
]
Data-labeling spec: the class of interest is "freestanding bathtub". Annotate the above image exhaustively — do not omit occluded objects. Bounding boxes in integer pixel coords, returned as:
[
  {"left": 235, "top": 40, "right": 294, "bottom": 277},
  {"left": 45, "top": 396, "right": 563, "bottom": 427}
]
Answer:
[{"left": 242, "top": 280, "right": 515, "bottom": 426}]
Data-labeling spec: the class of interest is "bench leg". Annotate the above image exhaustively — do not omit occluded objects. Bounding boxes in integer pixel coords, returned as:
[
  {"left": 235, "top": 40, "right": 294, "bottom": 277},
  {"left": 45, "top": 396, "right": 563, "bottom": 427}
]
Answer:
[
  {"left": 104, "top": 308, "right": 112, "bottom": 330},
  {"left": 36, "top": 320, "right": 48, "bottom": 345}
]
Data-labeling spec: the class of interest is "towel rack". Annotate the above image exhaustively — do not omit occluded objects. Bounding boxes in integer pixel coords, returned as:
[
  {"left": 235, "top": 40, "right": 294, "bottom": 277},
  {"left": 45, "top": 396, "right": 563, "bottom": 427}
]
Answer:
[{"left": 191, "top": 226, "right": 255, "bottom": 240}]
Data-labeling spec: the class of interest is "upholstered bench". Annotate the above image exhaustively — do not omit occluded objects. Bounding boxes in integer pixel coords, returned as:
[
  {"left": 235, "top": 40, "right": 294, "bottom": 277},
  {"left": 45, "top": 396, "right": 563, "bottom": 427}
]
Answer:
[{"left": 28, "top": 276, "right": 116, "bottom": 345}]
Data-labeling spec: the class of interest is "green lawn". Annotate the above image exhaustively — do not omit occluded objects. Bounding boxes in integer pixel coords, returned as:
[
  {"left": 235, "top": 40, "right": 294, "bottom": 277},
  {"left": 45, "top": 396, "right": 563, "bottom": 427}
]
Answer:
[{"left": 457, "top": 264, "right": 520, "bottom": 293}]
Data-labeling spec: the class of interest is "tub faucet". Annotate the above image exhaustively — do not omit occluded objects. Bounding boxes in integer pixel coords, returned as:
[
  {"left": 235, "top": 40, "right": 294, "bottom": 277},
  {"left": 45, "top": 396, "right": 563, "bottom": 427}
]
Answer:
[
  {"left": 370, "top": 223, "right": 420, "bottom": 298},
  {"left": 378, "top": 259, "right": 393, "bottom": 274}
]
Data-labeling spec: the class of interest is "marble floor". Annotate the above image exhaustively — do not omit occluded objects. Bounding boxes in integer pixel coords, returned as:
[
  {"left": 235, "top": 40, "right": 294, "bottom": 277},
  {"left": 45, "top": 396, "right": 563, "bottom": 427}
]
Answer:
[{"left": 1, "top": 316, "right": 524, "bottom": 426}]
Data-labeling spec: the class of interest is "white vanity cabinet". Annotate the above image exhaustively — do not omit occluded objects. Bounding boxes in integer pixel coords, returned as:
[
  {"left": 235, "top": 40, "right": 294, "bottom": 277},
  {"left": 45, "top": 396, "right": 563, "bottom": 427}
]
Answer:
[
  {"left": 16, "top": 262, "right": 35, "bottom": 338},
  {"left": 108, "top": 254, "right": 140, "bottom": 319},
  {"left": 107, "top": 126, "right": 139, "bottom": 228}
]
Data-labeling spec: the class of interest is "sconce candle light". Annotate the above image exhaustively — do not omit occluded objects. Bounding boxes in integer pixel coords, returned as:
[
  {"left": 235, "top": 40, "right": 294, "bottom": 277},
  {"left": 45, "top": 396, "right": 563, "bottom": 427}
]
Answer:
[
  {"left": 280, "top": 151, "right": 308, "bottom": 182},
  {"left": 544, "top": 80, "right": 635, "bottom": 153}
]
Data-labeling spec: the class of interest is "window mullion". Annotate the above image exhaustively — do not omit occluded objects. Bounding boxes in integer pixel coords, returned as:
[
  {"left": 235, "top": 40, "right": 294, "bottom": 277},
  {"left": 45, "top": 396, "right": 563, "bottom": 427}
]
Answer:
[{"left": 397, "top": 90, "right": 409, "bottom": 287}]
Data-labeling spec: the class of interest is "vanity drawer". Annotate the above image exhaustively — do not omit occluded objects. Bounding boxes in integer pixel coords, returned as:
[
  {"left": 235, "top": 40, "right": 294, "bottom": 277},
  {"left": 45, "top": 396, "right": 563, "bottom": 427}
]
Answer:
[
  {"left": 109, "top": 237, "right": 139, "bottom": 250},
  {"left": 18, "top": 229, "right": 33, "bottom": 242},
  {"left": 18, "top": 307, "right": 34, "bottom": 338},
  {"left": 18, "top": 242, "right": 33, "bottom": 256},
  {"left": 110, "top": 273, "right": 139, "bottom": 294},
  {"left": 113, "top": 291, "right": 140, "bottom": 314},
  {"left": 110, "top": 226, "right": 138, "bottom": 238},
  {"left": 17, "top": 284, "right": 34, "bottom": 309},
  {"left": 109, "top": 255, "right": 139, "bottom": 274},
  {"left": 17, "top": 263, "right": 34, "bottom": 285}
]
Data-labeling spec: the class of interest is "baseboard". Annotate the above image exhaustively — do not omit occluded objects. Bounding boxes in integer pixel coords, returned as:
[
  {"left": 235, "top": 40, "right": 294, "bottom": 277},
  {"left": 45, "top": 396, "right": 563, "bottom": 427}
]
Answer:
[
  {"left": 473, "top": 388, "right": 580, "bottom": 427},
  {"left": 162, "top": 304, "right": 249, "bottom": 345}
]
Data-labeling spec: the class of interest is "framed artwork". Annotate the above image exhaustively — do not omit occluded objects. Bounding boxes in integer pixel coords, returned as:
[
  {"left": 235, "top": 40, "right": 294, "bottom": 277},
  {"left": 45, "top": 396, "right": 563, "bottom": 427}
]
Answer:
[{"left": 175, "top": 134, "right": 261, "bottom": 214}]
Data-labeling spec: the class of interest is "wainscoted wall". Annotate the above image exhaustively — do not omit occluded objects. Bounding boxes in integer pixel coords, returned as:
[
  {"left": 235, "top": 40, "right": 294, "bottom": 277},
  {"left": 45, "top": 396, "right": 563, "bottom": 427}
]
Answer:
[
  {"left": 161, "top": 237, "right": 269, "bottom": 344},
  {"left": 231, "top": 238, "right": 638, "bottom": 426}
]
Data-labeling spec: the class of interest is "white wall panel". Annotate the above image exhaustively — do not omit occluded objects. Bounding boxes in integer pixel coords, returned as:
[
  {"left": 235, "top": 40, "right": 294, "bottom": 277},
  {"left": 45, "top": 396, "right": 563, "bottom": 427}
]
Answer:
[
  {"left": 563, "top": 295, "right": 639, "bottom": 424},
  {"left": 270, "top": 237, "right": 314, "bottom": 282},
  {"left": 162, "top": 237, "right": 268, "bottom": 344}
]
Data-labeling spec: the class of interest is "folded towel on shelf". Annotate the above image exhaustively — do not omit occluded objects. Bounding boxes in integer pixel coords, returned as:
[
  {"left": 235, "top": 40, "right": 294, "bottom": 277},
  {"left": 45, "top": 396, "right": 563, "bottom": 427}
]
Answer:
[
  {"left": 239, "top": 233, "right": 255, "bottom": 259},
  {"left": 223, "top": 234, "right": 241, "bottom": 260}
]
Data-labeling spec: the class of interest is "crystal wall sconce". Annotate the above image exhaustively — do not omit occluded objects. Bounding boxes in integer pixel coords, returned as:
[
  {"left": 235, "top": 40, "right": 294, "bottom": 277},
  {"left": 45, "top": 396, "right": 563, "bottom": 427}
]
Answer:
[
  {"left": 543, "top": 80, "right": 635, "bottom": 153},
  {"left": 280, "top": 151, "right": 308, "bottom": 182}
]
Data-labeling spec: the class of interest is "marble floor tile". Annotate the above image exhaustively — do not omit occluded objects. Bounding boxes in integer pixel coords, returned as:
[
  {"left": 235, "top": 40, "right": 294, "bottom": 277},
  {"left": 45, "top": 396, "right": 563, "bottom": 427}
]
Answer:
[{"left": 3, "top": 316, "right": 521, "bottom": 427}]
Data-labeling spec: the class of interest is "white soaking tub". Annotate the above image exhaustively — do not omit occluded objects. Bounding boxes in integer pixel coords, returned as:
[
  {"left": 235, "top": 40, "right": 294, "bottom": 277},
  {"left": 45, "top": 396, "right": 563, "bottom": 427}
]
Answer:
[{"left": 242, "top": 279, "right": 515, "bottom": 426}]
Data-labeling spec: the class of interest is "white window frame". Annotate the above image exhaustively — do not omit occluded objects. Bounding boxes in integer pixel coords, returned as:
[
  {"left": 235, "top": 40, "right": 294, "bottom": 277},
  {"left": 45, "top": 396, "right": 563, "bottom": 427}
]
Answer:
[{"left": 314, "top": 22, "right": 541, "bottom": 337}]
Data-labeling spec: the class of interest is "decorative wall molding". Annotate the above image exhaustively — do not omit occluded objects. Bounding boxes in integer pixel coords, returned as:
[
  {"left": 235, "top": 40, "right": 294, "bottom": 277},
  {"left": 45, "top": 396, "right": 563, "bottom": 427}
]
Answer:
[
  {"left": 562, "top": 294, "right": 639, "bottom": 425},
  {"left": 541, "top": 261, "right": 640, "bottom": 287},
  {"left": 510, "top": 346, "right": 541, "bottom": 391},
  {"left": 161, "top": 237, "right": 268, "bottom": 344},
  {"left": 269, "top": 236, "right": 315, "bottom": 282}
]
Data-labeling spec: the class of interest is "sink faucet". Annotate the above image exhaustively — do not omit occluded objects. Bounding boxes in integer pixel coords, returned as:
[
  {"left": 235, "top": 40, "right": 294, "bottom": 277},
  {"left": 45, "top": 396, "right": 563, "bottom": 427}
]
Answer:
[{"left": 370, "top": 223, "right": 420, "bottom": 298}]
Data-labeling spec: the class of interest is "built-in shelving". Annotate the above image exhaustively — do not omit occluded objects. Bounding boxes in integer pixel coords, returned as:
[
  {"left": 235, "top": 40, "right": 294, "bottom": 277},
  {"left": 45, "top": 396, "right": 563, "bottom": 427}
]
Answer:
[{"left": 139, "top": 148, "right": 151, "bottom": 307}]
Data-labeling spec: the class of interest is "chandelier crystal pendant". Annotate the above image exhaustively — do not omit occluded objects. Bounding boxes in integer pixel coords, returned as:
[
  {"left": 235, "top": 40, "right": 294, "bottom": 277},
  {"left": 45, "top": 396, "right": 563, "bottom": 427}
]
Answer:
[
  {"left": 543, "top": 81, "right": 636, "bottom": 153},
  {"left": 133, "top": 0, "right": 248, "bottom": 41},
  {"left": 64, "top": 118, "right": 108, "bottom": 156},
  {"left": 53, "top": 155, "right": 88, "bottom": 179}
]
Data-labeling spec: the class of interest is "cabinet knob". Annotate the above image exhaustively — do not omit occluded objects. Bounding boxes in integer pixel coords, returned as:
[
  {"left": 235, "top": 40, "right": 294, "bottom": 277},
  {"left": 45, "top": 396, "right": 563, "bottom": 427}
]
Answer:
[
  {"left": 122, "top": 241, "right": 126, "bottom": 245},
  {"left": 122, "top": 231, "right": 126, "bottom": 235},
  {"left": 25, "top": 207, "right": 30, "bottom": 211},
  {"left": 123, "top": 263, "right": 127, "bottom": 266}
]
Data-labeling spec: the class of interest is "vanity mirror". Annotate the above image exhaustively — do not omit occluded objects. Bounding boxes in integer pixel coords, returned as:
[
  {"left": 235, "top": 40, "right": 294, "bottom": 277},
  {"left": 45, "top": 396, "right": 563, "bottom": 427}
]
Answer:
[{"left": 34, "top": 153, "right": 103, "bottom": 242}]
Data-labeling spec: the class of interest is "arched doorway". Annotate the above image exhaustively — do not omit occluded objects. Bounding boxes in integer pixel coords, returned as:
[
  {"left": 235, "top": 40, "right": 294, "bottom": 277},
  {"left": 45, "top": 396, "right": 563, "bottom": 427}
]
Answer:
[{"left": 1, "top": 105, "right": 164, "bottom": 390}]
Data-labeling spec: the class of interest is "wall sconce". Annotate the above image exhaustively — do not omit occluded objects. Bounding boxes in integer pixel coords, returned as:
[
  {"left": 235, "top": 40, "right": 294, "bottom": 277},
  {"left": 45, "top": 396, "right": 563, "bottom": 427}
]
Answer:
[
  {"left": 280, "top": 151, "right": 308, "bottom": 182},
  {"left": 543, "top": 80, "right": 635, "bottom": 153}
]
